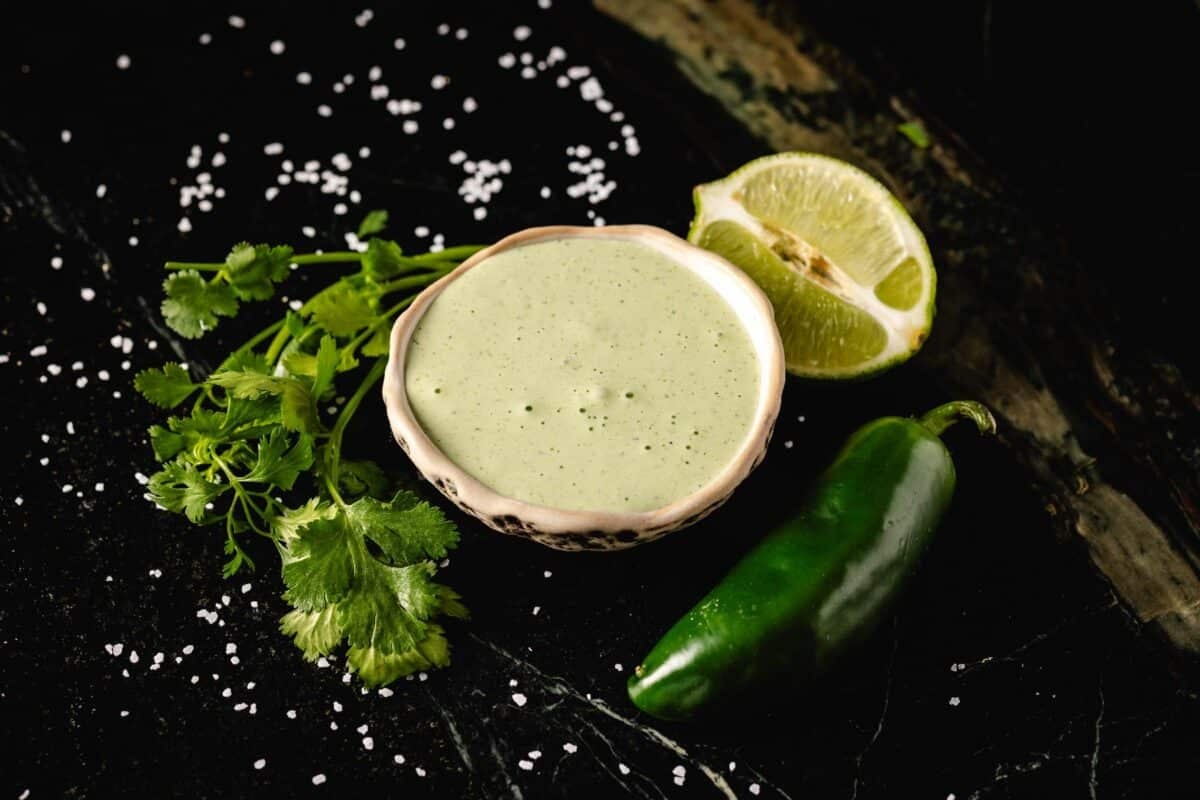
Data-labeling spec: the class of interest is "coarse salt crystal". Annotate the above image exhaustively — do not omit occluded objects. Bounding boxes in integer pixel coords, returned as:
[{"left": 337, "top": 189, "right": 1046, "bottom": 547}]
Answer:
[{"left": 512, "top": 693, "right": 527, "bottom": 707}]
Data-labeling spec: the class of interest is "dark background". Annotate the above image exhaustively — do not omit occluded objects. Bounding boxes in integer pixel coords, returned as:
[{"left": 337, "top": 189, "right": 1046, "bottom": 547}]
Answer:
[
  {"left": 802, "top": 0, "right": 1200, "bottom": 376},
  {"left": 2, "top": 2, "right": 1197, "bottom": 798}
]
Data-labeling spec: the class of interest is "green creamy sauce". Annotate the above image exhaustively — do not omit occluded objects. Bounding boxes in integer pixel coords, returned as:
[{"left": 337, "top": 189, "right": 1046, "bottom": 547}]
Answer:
[{"left": 405, "top": 237, "right": 760, "bottom": 512}]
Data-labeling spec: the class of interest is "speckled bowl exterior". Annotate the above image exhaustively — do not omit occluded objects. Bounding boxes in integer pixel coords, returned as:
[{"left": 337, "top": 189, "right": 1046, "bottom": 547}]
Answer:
[{"left": 382, "top": 225, "right": 785, "bottom": 551}]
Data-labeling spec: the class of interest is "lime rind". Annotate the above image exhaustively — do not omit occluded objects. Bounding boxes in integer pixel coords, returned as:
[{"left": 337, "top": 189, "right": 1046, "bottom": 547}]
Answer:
[{"left": 687, "top": 152, "right": 936, "bottom": 380}]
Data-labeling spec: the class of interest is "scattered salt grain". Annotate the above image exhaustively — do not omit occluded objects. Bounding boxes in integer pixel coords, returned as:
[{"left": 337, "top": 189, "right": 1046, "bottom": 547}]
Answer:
[
  {"left": 311, "top": 774, "right": 326, "bottom": 786},
  {"left": 518, "top": 759, "right": 534, "bottom": 771},
  {"left": 81, "top": 288, "right": 96, "bottom": 302},
  {"left": 269, "top": 40, "right": 285, "bottom": 55},
  {"left": 949, "top": 696, "right": 961, "bottom": 706},
  {"left": 750, "top": 784, "right": 761, "bottom": 795},
  {"left": 563, "top": 743, "right": 578, "bottom": 754},
  {"left": 618, "top": 763, "right": 631, "bottom": 775},
  {"left": 512, "top": 693, "right": 527, "bottom": 707},
  {"left": 227, "top": 15, "right": 245, "bottom": 29},
  {"left": 362, "top": 737, "right": 374, "bottom": 750},
  {"left": 254, "top": 758, "right": 266, "bottom": 770}
]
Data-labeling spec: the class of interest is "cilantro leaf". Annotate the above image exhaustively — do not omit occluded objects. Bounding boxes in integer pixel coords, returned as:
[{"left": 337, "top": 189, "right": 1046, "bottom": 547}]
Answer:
[
  {"left": 337, "top": 458, "right": 390, "bottom": 500},
  {"left": 357, "top": 209, "right": 389, "bottom": 239},
  {"left": 351, "top": 496, "right": 459, "bottom": 564},
  {"left": 311, "top": 335, "right": 340, "bottom": 400},
  {"left": 243, "top": 430, "right": 314, "bottom": 490},
  {"left": 216, "top": 348, "right": 271, "bottom": 374},
  {"left": 280, "top": 606, "right": 343, "bottom": 661},
  {"left": 221, "top": 395, "right": 281, "bottom": 439},
  {"left": 281, "top": 515, "right": 357, "bottom": 611},
  {"left": 363, "top": 237, "right": 409, "bottom": 281},
  {"left": 361, "top": 327, "right": 390, "bottom": 357},
  {"left": 225, "top": 242, "right": 294, "bottom": 301},
  {"left": 148, "top": 424, "right": 186, "bottom": 461},
  {"left": 147, "top": 460, "right": 229, "bottom": 523},
  {"left": 162, "top": 270, "right": 239, "bottom": 338},
  {"left": 272, "top": 499, "right": 335, "bottom": 544},
  {"left": 438, "top": 585, "right": 470, "bottom": 620},
  {"left": 347, "top": 626, "right": 451, "bottom": 686},
  {"left": 208, "top": 369, "right": 319, "bottom": 433},
  {"left": 308, "top": 283, "right": 376, "bottom": 337},
  {"left": 135, "top": 363, "right": 200, "bottom": 408}
]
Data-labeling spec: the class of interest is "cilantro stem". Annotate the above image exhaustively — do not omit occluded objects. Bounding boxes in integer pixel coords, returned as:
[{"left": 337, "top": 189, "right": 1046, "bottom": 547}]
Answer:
[
  {"left": 212, "top": 452, "right": 273, "bottom": 538},
  {"left": 239, "top": 319, "right": 286, "bottom": 354},
  {"left": 291, "top": 252, "right": 365, "bottom": 265},
  {"left": 324, "top": 357, "right": 387, "bottom": 503},
  {"left": 376, "top": 269, "right": 451, "bottom": 297},
  {"left": 412, "top": 245, "right": 486, "bottom": 262}
]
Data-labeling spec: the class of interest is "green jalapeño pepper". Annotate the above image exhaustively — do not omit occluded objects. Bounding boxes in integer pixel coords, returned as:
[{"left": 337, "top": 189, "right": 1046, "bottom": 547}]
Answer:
[{"left": 627, "top": 401, "right": 996, "bottom": 721}]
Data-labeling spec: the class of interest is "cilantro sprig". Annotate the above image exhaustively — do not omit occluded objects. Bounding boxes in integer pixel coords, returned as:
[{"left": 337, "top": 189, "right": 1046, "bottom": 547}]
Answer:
[{"left": 137, "top": 212, "right": 484, "bottom": 686}]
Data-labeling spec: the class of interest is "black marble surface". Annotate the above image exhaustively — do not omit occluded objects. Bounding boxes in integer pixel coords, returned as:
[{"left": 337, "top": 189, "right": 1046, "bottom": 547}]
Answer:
[{"left": 2, "top": 3, "right": 1197, "bottom": 798}]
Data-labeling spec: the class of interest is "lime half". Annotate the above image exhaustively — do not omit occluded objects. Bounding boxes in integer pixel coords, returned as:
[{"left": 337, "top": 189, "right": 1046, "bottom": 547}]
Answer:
[{"left": 689, "top": 152, "right": 935, "bottom": 379}]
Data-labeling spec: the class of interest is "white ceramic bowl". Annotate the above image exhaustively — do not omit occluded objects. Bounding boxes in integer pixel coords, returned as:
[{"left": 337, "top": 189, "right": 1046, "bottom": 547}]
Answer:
[{"left": 382, "top": 225, "right": 784, "bottom": 550}]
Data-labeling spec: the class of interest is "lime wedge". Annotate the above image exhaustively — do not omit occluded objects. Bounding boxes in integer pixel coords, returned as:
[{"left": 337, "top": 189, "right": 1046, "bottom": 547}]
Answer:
[{"left": 688, "top": 152, "right": 935, "bottom": 379}]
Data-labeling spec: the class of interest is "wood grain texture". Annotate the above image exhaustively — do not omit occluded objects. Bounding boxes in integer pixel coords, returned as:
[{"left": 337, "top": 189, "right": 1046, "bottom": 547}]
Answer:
[{"left": 597, "top": 0, "right": 1200, "bottom": 660}]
